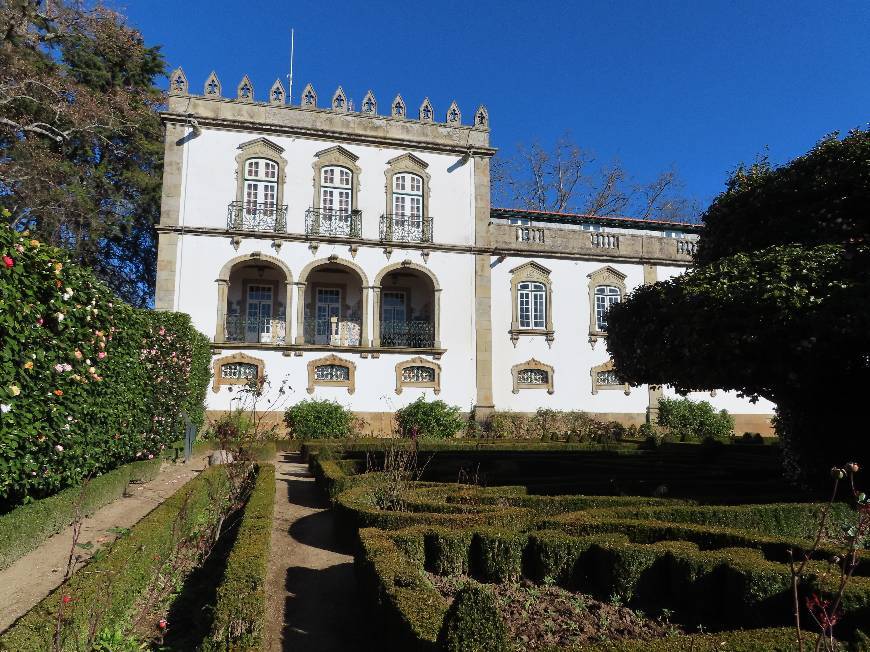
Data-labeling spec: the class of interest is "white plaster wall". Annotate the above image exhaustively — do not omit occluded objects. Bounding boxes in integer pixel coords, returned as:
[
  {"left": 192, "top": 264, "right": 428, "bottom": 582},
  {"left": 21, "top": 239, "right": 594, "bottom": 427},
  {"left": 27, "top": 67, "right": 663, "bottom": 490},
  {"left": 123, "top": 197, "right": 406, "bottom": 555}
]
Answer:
[
  {"left": 491, "top": 256, "right": 650, "bottom": 414},
  {"left": 174, "top": 234, "right": 477, "bottom": 413},
  {"left": 176, "top": 127, "right": 475, "bottom": 245}
]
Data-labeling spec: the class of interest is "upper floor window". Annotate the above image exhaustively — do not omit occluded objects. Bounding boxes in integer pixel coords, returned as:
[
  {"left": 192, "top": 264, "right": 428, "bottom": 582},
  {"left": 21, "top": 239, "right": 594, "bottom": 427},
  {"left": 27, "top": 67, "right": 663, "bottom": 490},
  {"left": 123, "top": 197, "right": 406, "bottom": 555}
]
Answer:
[
  {"left": 231, "top": 138, "right": 287, "bottom": 232},
  {"left": 594, "top": 286, "right": 621, "bottom": 331},
  {"left": 321, "top": 166, "right": 352, "bottom": 215},
  {"left": 518, "top": 281, "right": 546, "bottom": 329},
  {"left": 393, "top": 173, "right": 423, "bottom": 217}
]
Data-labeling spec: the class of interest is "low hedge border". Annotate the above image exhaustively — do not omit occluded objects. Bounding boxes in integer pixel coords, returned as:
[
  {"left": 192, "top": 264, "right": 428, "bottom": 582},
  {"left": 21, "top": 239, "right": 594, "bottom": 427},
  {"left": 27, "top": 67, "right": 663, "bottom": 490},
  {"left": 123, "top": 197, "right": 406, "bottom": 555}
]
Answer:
[
  {"left": 0, "top": 465, "right": 240, "bottom": 651},
  {"left": 0, "top": 457, "right": 161, "bottom": 571},
  {"left": 384, "top": 527, "right": 870, "bottom": 632},
  {"left": 202, "top": 463, "right": 275, "bottom": 651},
  {"left": 358, "top": 527, "right": 829, "bottom": 651},
  {"left": 357, "top": 527, "right": 447, "bottom": 652}
]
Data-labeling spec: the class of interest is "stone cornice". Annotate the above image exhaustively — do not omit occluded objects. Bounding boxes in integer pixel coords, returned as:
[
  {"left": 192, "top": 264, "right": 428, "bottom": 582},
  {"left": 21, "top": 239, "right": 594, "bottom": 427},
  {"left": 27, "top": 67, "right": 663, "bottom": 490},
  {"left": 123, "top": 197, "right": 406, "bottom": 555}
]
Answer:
[
  {"left": 161, "top": 95, "right": 496, "bottom": 157},
  {"left": 156, "top": 224, "right": 693, "bottom": 266}
]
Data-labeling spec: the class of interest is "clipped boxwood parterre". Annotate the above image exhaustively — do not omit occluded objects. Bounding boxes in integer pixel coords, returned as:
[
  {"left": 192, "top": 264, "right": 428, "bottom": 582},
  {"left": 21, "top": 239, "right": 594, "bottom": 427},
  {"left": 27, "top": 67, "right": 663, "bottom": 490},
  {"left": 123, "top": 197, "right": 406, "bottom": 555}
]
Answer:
[
  {"left": 202, "top": 463, "right": 275, "bottom": 651},
  {"left": 0, "top": 465, "right": 241, "bottom": 651},
  {"left": 0, "top": 457, "right": 160, "bottom": 571}
]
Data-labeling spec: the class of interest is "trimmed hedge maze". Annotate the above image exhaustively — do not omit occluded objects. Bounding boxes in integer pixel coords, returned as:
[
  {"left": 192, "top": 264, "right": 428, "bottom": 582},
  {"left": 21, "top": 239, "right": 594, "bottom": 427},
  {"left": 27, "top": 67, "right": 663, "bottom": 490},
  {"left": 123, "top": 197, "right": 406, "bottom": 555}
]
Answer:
[{"left": 309, "top": 443, "right": 870, "bottom": 651}]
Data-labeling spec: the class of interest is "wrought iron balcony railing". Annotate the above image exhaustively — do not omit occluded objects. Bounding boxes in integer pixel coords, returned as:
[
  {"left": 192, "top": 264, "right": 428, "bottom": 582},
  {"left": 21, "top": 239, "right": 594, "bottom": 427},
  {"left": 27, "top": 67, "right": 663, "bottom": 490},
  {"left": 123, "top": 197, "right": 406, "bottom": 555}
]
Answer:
[
  {"left": 379, "top": 214, "right": 433, "bottom": 243},
  {"left": 304, "top": 208, "right": 362, "bottom": 238},
  {"left": 380, "top": 320, "right": 434, "bottom": 348},
  {"left": 226, "top": 201, "right": 288, "bottom": 232},
  {"left": 302, "top": 316, "right": 362, "bottom": 346},
  {"left": 225, "top": 316, "right": 286, "bottom": 344}
]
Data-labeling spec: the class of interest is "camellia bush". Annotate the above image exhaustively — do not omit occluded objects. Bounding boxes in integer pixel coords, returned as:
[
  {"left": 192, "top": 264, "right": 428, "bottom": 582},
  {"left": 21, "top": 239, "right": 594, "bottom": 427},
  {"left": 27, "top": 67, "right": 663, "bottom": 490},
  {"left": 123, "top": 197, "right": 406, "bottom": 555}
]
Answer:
[{"left": 0, "top": 222, "right": 210, "bottom": 508}]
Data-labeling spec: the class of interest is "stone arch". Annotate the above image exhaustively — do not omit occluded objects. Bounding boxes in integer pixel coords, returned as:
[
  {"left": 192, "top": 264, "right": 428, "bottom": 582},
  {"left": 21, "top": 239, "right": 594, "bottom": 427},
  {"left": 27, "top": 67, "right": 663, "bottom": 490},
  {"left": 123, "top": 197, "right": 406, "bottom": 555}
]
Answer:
[
  {"left": 295, "top": 256, "right": 370, "bottom": 346},
  {"left": 373, "top": 260, "right": 441, "bottom": 349},
  {"left": 215, "top": 252, "right": 293, "bottom": 343}
]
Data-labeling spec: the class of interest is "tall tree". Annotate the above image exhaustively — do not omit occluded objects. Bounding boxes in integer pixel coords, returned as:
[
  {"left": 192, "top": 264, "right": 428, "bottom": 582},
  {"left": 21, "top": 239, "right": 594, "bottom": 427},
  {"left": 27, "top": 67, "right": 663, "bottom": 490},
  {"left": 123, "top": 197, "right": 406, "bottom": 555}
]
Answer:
[
  {"left": 605, "top": 129, "right": 870, "bottom": 483},
  {"left": 0, "top": 0, "right": 164, "bottom": 306},
  {"left": 492, "top": 132, "right": 699, "bottom": 222}
]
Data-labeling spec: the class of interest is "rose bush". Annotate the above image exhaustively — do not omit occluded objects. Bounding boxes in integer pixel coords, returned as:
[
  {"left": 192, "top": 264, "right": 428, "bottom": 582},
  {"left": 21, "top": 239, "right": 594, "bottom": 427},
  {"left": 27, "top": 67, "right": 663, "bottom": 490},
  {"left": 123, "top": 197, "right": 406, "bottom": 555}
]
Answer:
[{"left": 0, "top": 221, "right": 210, "bottom": 508}]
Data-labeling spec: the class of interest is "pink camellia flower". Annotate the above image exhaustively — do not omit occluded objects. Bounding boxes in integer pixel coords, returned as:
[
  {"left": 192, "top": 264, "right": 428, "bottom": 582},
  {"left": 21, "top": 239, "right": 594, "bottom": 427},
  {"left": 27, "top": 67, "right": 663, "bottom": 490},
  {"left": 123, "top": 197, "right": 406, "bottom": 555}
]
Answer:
[
  {"left": 158, "top": 619, "right": 167, "bottom": 630},
  {"left": 54, "top": 364, "right": 64, "bottom": 373},
  {"left": 62, "top": 595, "right": 72, "bottom": 604},
  {"left": 55, "top": 444, "right": 64, "bottom": 453},
  {"left": 148, "top": 454, "right": 154, "bottom": 460},
  {"left": 2, "top": 255, "right": 13, "bottom": 268},
  {"left": 74, "top": 350, "right": 83, "bottom": 359},
  {"left": 158, "top": 327, "right": 166, "bottom": 336},
  {"left": 36, "top": 318, "right": 44, "bottom": 326},
  {"left": 97, "top": 351, "right": 106, "bottom": 359}
]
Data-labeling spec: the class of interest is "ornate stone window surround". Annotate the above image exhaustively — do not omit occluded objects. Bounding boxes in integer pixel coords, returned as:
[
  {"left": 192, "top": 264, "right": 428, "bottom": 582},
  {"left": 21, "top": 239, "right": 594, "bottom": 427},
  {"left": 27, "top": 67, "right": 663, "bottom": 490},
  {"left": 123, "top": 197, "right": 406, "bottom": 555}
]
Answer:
[
  {"left": 307, "top": 354, "right": 356, "bottom": 394},
  {"left": 509, "top": 262, "right": 554, "bottom": 346},
  {"left": 372, "top": 260, "right": 441, "bottom": 349},
  {"left": 395, "top": 357, "right": 441, "bottom": 395},
  {"left": 215, "top": 253, "right": 293, "bottom": 344},
  {"left": 235, "top": 138, "right": 288, "bottom": 210},
  {"left": 312, "top": 146, "right": 361, "bottom": 212},
  {"left": 384, "top": 153, "right": 432, "bottom": 219},
  {"left": 511, "top": 359, "right": 554, "bottom": 394},
  {"left": 591, "top": 359, "right": 631, "bottom": 395},
  {"left": 212, "top": 352, "right": 264, "bottom": 392},
  {"left": 587, "top": 266, "right": 627, "bottom": 348}
]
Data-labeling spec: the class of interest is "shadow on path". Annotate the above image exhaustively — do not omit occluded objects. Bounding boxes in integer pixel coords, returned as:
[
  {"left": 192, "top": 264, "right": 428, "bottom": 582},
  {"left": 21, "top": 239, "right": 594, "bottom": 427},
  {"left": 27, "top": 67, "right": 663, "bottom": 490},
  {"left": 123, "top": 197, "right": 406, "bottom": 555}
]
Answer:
[{"left": 274, "top": 452, "right": 368, "bottom": 652}]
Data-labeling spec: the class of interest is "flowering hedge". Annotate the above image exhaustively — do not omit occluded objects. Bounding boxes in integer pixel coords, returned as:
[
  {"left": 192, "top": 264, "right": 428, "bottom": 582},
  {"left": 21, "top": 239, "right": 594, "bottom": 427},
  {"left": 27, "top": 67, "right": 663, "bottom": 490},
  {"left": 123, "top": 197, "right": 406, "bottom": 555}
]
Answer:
[{"left": 0, "top": 223, "right": 210, "bottom": 508}]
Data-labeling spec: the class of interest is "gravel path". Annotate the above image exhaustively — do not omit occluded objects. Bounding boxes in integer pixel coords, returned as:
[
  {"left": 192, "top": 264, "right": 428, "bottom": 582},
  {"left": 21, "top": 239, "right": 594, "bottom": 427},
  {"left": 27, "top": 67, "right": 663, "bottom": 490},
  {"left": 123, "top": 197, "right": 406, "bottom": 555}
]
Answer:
[
  {"left": 265, "top": 452, "right": 365, "bottom": 652},
  {"left": 0, "top": 456, "right": 207, "bottom": 632}
]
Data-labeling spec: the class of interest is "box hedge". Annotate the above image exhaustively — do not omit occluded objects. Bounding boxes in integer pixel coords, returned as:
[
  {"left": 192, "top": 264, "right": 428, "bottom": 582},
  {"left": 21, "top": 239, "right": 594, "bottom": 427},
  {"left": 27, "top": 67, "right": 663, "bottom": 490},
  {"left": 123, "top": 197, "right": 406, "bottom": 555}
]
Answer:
[
  {"left": 0, "top": 457, "right": 160, "bottom": 571},
  {"left": 0, "top": 225, "right": 210, "bottom": 508},
  {"left": 202, "top": 463, "right": 275, "bottom": 651},
  {"left": 0, "top": 465, "right": 241, "bottom": 651}
]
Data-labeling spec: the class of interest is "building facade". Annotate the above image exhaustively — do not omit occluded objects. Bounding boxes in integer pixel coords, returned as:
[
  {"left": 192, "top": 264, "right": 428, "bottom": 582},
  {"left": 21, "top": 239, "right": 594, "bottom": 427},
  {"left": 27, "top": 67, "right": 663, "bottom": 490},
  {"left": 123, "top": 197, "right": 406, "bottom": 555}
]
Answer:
[{"left": 156, "top": 68, "right": 775, "bottom": 435}]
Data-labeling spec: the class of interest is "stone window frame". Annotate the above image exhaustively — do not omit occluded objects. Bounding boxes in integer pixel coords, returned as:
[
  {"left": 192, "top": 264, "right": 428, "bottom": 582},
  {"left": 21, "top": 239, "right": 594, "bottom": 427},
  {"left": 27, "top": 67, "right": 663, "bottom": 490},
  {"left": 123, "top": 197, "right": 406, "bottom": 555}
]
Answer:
[
  {"left": 509, "top": 261, "right": 554, "bottom": 347},
  {"left": 312, "top": 146, "right": 361, "bottom": 212},
  {"left": 384, "top": 153, "right": 432, "bottom": 219},
  {"left": 511, "top": 358, "right": 554, "bottom": 394},
  {"left": 395, "top": 356, "right": 442, "bottom": 395},
  {"left": 235, "top": 138, "right": 288, "bottom": 210},
  {"left": 587, "top": 266, "right": 627, "bottom": 348},
  {"left": 591, "top": 359, "right": 631, "bottom": 396},
  {"left": 212, "top": 352, "right": 264, "bottom": 393},
  {"left": 307, "top": 353, "right": 356, "bottom": 394}
]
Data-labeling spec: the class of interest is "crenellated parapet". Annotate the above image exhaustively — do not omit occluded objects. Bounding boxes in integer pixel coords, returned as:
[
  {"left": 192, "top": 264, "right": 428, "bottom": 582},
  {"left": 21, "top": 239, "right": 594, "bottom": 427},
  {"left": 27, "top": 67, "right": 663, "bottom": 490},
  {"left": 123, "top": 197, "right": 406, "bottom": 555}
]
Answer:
[{"left": 167, "top": 67, "right": 488, "bottom": 130}]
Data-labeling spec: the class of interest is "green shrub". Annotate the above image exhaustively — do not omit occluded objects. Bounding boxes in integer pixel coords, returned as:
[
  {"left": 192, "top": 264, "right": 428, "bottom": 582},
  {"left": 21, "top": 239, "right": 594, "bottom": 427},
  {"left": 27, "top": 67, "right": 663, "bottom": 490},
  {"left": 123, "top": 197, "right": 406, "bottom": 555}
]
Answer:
[
  {"left": 0, "top": 465, "right": 238, "bottom": 651},
  {"left": 0, "top": 458, "right": 160, "bottom": 571},
  {"left": 436, "top": 583, "right": 509, "bottom": 652},
  {"left": 657, "top": 397, "right": 734, "bottom": 442},
  {"left": 202, "top": 464, "right": 275, "bottom": 651},
  {"left": 395, "top": 398, "right": 464, "bottom": 439},
  {"left": 284, "top": 399, "right": 354, "bottom": 439},
  {"left": 0, "top": 225, "right": 209, "bottom": 508}
]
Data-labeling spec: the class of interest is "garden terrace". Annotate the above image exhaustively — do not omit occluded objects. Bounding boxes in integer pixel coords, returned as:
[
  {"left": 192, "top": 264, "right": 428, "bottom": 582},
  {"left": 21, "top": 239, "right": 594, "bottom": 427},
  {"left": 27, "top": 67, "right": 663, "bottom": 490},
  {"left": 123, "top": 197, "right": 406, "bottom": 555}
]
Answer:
[{"left": 306, "top": 442, "right": 870, "bottom": 650}]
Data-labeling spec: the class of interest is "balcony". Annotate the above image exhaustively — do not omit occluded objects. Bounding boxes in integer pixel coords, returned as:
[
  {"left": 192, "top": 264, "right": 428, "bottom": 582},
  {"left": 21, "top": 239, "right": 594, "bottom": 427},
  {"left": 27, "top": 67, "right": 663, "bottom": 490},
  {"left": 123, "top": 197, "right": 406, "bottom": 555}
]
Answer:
[
  {"left": 303, "top": 317, "right": 362, "bottom": 346},
  {"left": 379, "top": 214, "right": 433, "bottom": 243},
  {"left": 380, "top": 320, "right": 435, "bottom": 348},
  {"left": 305, "top": 208, "right": 362, "bottom": 238},
  {"left": 225, "top": 316, "right": 286, "bottom": 344},
  {"left": 226, "top": 201, "right": 287, "bottom": 232}
]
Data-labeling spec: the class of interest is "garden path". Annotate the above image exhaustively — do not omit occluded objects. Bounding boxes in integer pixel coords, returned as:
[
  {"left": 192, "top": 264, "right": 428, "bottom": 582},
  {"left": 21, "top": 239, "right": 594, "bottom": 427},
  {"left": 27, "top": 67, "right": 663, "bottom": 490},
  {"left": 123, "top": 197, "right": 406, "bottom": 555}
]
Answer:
[
  {"left": 265, "top": 452, "right": 366, "bottom": 652},
  {"left": 0, "top": 455, "right": 208, "bottom": 631}
]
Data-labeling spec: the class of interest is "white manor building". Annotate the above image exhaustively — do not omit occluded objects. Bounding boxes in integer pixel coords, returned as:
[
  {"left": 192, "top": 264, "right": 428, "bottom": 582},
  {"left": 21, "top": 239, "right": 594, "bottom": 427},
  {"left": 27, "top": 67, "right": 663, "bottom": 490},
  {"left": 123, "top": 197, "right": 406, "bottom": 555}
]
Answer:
[{"left": 155, "top": 68, "right": 775, "bottom": 435}]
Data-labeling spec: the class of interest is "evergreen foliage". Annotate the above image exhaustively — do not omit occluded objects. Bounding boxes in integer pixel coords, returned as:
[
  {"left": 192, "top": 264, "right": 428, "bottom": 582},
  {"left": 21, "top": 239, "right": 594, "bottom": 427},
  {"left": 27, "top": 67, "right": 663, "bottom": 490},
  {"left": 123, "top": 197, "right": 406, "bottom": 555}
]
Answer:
[{"left": 606, "top": 129, "right": 870, "bottom": 482}]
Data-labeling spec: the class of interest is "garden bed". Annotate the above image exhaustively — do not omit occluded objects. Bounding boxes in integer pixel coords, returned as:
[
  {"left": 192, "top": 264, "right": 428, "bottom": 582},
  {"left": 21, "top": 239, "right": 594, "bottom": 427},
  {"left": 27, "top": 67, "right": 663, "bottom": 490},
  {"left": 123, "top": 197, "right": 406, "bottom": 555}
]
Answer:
[{"left": 428, "top": 574, "right": 679, "bottom": 650}]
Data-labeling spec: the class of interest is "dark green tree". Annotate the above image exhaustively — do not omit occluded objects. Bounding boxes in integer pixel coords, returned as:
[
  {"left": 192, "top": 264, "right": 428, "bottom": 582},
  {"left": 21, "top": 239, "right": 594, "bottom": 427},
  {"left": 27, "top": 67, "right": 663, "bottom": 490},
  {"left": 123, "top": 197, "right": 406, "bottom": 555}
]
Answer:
[
  {"left": 0, "top": 0, "right": 165, "bottom": 306},
  {"left": 606, "top": 129, "right": 870, "bottom": 483}
]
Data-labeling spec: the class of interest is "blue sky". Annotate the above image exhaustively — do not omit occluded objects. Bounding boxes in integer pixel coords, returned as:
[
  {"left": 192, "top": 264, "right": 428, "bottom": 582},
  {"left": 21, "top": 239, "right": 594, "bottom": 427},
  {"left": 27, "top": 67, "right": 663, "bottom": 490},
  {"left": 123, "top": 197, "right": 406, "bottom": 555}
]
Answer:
[{"left": 122, "top": 0, "right": 869, "bottom": 210}]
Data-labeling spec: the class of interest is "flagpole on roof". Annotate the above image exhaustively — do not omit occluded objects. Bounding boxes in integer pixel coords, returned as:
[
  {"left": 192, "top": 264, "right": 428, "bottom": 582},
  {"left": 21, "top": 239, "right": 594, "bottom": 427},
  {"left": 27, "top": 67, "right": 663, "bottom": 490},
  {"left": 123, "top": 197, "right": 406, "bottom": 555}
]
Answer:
[{"left": 287, "top": 28, "right": 295, "bottom": 104}]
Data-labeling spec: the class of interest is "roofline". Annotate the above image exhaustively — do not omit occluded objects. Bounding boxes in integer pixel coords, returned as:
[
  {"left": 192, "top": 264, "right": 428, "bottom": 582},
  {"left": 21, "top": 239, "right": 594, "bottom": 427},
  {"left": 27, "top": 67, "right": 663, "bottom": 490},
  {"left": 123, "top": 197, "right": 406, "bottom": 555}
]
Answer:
[{"left": 490, "top": 207, "right": 703, "bottom": 233}]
